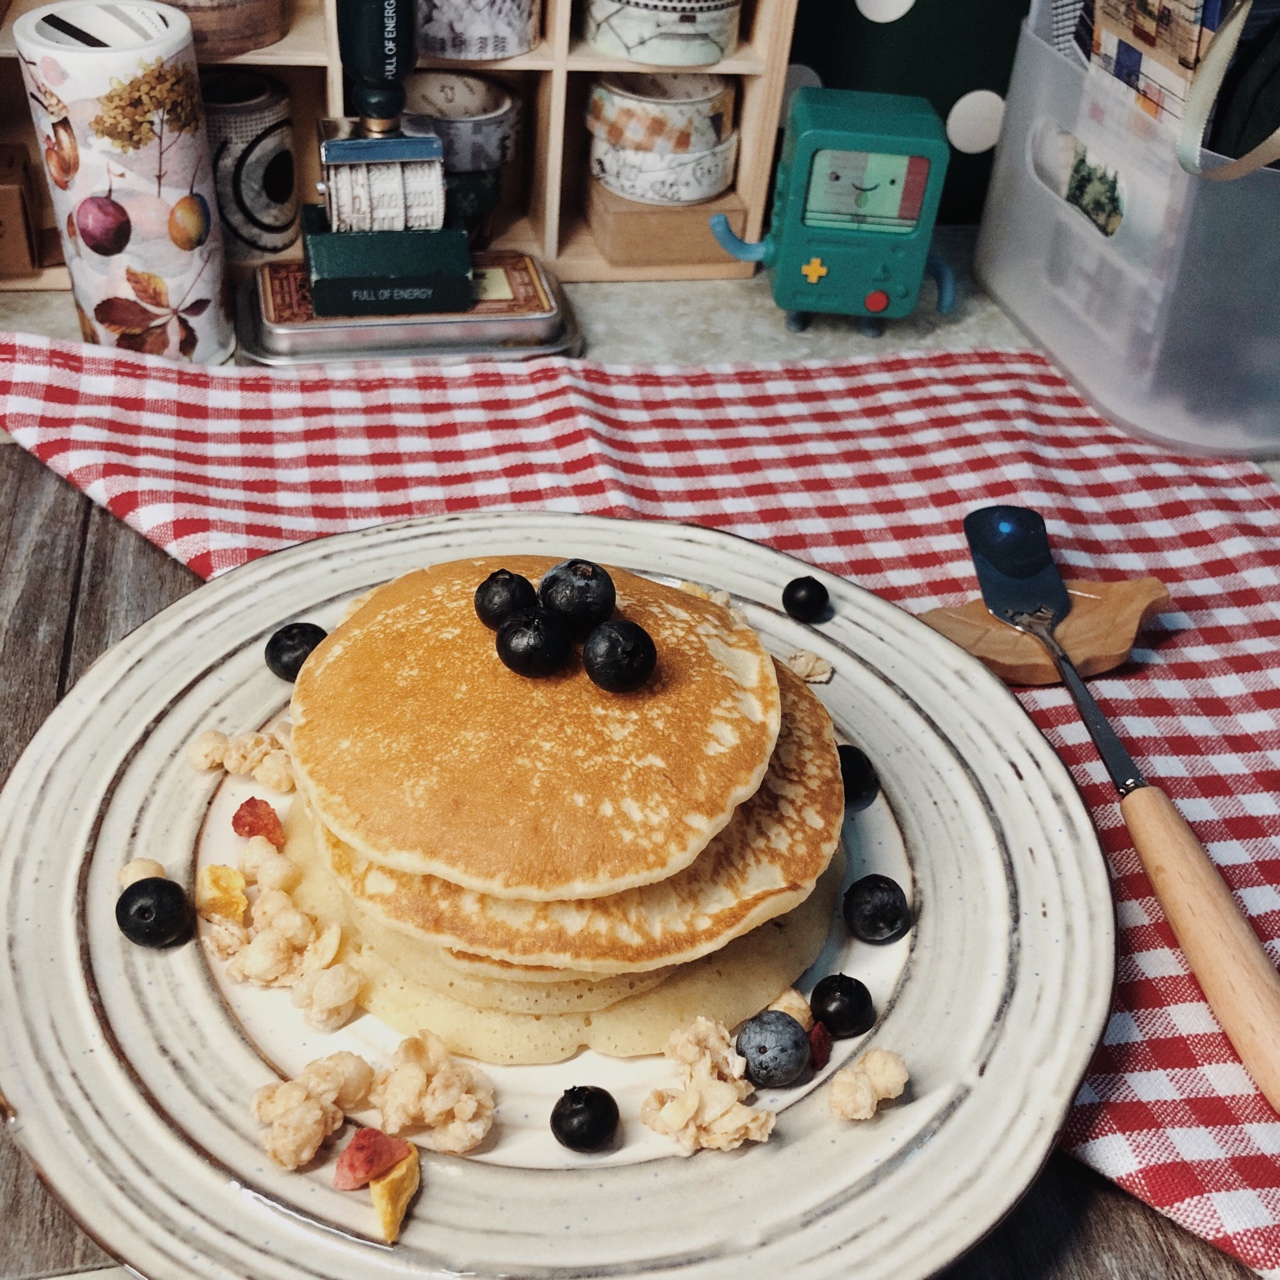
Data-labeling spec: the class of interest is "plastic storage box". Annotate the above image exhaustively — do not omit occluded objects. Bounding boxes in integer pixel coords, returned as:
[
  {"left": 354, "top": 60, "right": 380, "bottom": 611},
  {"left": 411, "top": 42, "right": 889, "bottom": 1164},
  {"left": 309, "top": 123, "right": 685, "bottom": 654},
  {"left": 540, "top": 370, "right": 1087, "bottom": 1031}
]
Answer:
[{"left": 976, "top": 0, "right": 1280, "bottom": 455}]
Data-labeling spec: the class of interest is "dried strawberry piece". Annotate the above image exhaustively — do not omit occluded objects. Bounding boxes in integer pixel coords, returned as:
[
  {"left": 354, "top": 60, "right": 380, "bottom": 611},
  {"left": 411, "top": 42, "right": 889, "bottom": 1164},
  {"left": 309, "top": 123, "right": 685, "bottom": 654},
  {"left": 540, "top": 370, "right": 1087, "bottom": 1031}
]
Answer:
[
  {"left": 231, "top": 796, "right": 285, "bottom": 849},
  {"left": 809, "top": 1020, "right": 832, "bottom": 1072},
  {"left": 334, "top": 1127, "right": 413, "bottom": 1191}
]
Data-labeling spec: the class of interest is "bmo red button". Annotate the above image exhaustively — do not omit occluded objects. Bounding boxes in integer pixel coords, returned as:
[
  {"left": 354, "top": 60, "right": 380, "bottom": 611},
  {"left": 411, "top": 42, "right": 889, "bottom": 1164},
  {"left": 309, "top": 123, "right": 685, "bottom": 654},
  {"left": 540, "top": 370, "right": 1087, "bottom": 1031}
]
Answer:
[{"left": 864, "top": 290, "right": 889, "bottom": 313}]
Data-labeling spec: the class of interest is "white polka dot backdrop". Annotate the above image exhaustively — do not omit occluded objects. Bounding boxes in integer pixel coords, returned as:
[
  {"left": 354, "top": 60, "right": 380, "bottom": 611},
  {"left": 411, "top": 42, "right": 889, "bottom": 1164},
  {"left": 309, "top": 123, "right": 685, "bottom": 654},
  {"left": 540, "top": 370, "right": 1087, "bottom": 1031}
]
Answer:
[
  {"left": 946, "top": 89, "right": 1006, "bottom": 154},
  {"left": 854, "top": 0, "right": 917, "bottom": 22},
  {"left": 782, "top": 63, "right": 822, "bottom": 122}
]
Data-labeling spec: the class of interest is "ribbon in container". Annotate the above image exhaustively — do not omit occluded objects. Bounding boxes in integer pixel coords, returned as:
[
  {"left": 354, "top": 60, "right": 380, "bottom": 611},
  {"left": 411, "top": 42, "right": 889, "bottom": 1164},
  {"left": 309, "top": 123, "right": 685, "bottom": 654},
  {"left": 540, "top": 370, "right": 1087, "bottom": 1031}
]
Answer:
[
  {"left": 200, "top": 70, "right": 300, "bottom": 262},
  {"left": 15, "top": 0, "right": 233, "bottom": 362},
  {"left": 584, "top": 0, "right": 739, "bottom": 67},
  {"left": 587, "top": 72, "right": 738, "bottom": 205},
  {"left": 418, "top": 0, "right": 540, "bottom": 60}
]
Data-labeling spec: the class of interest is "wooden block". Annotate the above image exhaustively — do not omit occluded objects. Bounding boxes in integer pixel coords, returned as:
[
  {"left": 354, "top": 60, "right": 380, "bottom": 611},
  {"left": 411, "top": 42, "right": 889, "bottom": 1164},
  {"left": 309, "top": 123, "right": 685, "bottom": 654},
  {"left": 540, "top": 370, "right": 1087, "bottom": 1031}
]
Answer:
[
  {"left": 919, "top": 577, "right": 1171, "bottom": 686},
  {"left": 586, "top": 179, "right": 747, "bottom": 268}
]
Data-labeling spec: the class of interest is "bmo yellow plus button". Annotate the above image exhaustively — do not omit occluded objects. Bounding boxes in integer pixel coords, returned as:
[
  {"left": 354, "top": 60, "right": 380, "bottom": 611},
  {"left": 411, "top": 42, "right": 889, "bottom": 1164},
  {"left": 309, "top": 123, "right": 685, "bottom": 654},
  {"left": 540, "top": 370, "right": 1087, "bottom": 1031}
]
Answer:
[{"left": 801, "top": 257, "right": 828, "bottom": 284}]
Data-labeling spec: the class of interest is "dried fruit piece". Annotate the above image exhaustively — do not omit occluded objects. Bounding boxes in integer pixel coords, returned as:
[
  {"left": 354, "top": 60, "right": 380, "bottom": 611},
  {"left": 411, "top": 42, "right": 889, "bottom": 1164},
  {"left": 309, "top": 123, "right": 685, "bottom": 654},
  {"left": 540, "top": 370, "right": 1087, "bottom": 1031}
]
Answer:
[
  {"left": 369, "top": 1149, "right": 420, "bottom": 1243},
  {"left": 195, "top": 864, "right": 248, "bottom": 925},
  {"left": 334, "top": 1127, "right": 413, "bottom": 1191},
  {"left": 808, "top": 1020, "right": 832, "bottom": 1071},
  {"left": 232, "top": 797, "right": 286, "bottom": 849}
]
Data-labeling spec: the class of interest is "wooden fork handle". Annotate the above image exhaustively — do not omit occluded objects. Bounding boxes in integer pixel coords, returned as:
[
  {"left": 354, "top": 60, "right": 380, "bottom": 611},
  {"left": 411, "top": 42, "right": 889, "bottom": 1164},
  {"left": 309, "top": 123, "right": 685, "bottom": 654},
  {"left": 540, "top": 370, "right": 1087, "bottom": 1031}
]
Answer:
[{"left": 1122, "top": 784, "right": 1280, "bottom": 1110}]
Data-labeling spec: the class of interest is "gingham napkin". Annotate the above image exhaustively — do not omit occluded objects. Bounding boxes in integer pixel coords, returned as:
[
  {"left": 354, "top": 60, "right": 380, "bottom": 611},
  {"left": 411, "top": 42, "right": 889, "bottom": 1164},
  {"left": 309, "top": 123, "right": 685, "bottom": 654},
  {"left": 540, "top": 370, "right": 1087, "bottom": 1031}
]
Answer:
[{"left": 5, "top": 332, "right": 1280, "bottom": 1275}]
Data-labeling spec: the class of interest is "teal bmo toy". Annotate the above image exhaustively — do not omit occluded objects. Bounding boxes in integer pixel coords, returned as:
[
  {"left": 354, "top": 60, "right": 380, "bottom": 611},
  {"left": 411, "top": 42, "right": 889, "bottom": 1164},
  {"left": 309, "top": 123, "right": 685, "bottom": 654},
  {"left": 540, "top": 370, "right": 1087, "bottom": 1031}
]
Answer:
[{"left": 712, "top": 88, "right": 955, "bottom": 334}]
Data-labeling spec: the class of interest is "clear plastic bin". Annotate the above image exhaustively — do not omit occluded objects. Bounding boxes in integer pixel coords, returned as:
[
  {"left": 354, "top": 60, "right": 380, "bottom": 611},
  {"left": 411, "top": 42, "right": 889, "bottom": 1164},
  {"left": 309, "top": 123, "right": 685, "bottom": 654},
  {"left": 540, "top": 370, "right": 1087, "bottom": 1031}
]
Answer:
[{"left": 975, "top": 0, "right": 1280, "bottom": 455}]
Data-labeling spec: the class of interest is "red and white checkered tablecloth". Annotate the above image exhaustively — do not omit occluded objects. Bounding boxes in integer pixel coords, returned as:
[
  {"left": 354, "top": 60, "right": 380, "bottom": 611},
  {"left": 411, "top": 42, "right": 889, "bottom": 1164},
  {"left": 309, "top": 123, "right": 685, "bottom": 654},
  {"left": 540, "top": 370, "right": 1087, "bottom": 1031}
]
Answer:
[{"left": 5, "top": 332, "right": 1280, "bottom": 1274}]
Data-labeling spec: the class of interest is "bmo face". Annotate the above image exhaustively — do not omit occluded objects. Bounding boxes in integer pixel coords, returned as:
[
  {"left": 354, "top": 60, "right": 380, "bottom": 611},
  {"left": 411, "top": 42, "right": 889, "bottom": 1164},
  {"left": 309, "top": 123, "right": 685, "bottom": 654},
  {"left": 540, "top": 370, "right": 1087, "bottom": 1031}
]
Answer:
[{"left": 803, "top": 149, "right": 931, "bottom": 235}]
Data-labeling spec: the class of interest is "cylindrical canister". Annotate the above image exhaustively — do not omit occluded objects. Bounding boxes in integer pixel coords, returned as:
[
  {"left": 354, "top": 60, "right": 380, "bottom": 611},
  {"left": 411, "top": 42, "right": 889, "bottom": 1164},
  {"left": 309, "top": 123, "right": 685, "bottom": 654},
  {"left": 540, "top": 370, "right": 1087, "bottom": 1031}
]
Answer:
[
  {"left": 200, "top": 70, "right": 300, "bottom": 261},
  {"left": 418, "top": 0, "right": 540, "bottom": 60},
  {"left": 15, "top": 1, "right": 234, "bottom": 362}
]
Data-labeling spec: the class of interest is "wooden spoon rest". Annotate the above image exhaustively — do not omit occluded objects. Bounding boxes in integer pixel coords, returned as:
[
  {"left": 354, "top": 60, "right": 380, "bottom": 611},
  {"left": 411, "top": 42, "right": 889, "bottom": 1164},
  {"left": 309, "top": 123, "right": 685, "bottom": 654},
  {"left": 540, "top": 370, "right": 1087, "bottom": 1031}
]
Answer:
[{"left": 920, "top": 577, "right": 1171, "bottom": 686}]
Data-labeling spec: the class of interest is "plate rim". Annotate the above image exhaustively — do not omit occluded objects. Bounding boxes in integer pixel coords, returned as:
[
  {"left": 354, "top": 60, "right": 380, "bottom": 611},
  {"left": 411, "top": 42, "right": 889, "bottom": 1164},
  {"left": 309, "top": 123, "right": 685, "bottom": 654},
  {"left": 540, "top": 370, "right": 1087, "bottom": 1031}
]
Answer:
[{"left": 0, "top": 510, "right": 1116, "bottom": 1280}]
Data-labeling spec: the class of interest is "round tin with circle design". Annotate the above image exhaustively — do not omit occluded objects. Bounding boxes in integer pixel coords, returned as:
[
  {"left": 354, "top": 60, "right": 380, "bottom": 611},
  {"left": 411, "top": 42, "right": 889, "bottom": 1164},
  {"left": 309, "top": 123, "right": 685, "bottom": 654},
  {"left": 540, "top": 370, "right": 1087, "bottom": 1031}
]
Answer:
[{"left": 201, "top": 70, "right": 299, "bottom": 260}]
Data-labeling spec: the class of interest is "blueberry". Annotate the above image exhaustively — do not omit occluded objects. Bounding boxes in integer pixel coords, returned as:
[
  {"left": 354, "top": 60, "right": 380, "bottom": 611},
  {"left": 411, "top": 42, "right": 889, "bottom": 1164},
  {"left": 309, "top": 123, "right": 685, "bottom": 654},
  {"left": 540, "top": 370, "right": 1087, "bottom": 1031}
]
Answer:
[
  {"left": 474, "top": 569, "right": 538, "bottom": 630},
  {"left": 550, "top": 1085, "right": 619, "bottom": 1152},
  {"left": 782, "top": 576, "right": 829, "bottom": 623},
  {"left": 810, "top": 974, "right": 875, "bottom": 1039},
  {"left": 838, "top": 744, "right": 879, "bottom": 811},
  {"left": 496, "top": 609, "right": 572, "bottom": 677},
  {"left": 537, "top": 560, "right": 616, "bottom": 636},
  {"left": 843, "top": 874, "right": 912, "bottom": 944},
  {"left": 583, "top": 619, "right": 657, "bottom": 693},
  {"left": 265, "top": 622, "right": 327, "bottom": 682},
  {"left": 735, "top": 1010, "right": 811, "bottom": 1088},
  {"left": 116, "top": 878, "right": 194, "bottom": 948}
]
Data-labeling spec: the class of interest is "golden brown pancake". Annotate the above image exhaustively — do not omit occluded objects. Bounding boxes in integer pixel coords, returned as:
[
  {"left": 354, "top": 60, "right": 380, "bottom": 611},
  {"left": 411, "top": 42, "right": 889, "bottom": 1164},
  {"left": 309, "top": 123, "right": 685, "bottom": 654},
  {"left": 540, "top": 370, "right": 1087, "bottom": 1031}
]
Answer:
[
  {"left": 290, "top": 556, "right": 782, "bottom": 900},
  {"left": 288, "top": 798, "right": 844, "bottom": 1063},
  {"left": 296, "top": 662, "right": 842, "bottom": 974}
]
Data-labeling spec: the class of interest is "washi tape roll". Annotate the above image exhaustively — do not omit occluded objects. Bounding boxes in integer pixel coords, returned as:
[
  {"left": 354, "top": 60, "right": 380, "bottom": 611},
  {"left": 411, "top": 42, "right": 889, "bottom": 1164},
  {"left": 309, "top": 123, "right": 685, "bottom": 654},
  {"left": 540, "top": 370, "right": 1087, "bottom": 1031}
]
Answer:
[
  {"left": 585, "top": 0, "right": 739, "bottom": 67},
  {"left": 418, "top": 0, "right": 540, "bottom": 60},
  {"left": 587, "top": 73, "right": 734, "bottom": 155},
  {"left": 14, "top": 0, "right": 233, "bottom": 363},
  {"left": 589, "top": 130, "right": 737, "bottom": 204},
  {"left": 403, "top": 72, "right": 520, "bottom": 172},
  {"left": 200, "top": 69, "right": 299, "bottom": 261}
]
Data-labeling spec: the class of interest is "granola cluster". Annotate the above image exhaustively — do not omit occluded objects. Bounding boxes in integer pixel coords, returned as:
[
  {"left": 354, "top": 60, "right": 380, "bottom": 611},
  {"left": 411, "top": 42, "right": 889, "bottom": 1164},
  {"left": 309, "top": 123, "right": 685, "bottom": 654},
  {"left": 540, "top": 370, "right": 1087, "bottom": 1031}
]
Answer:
[
  {"left": 253, "top": 1051, "right": 375, "bottom": 1170},
  {"left": 370, "top": 1030, "right": 496, "bottom": 1155},
  {"left": 640, "top": 1016, "right": 775, "bottom": 1154},
  {"left": 785, "top": 650, "right": 834, "bottom": 684},
  {"left": 196, "top": 798, "right": 359, "bottom": 1031},
  {"left": 252, "top": 1033, "right": 496, "bottom": 1171},
  {"left": 187, "top": 715, "right": 294, "bottom": 792},
  {"left": 829, "top": 1048, "right": 909, "bottom": 1121}
]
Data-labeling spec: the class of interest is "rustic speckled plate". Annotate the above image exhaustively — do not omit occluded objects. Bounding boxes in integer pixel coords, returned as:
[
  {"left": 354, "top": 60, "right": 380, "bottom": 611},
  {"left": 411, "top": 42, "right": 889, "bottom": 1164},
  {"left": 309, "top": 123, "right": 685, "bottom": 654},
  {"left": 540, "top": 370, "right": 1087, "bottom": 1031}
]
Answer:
[{"left": 0, "top": 513, "right": 1114, "bottom": 1280}]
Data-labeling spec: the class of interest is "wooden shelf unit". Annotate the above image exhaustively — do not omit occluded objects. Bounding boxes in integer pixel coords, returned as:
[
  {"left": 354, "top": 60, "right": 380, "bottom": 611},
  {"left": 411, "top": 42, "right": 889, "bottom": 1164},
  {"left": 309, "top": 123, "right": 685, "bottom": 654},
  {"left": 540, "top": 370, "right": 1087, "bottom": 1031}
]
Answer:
[{"left": 0, "top": 0, "right": 796, "bottom": 289}]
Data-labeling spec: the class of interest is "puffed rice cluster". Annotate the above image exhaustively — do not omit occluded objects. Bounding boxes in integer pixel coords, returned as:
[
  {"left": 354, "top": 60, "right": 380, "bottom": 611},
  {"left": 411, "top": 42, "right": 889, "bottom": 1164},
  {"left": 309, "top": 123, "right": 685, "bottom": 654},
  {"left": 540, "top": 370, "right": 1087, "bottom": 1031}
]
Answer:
[
  {"left": 253, "top": 1033, "right": 496, "bottom": 1170},
  {"left": 370, "top": 1030, "right": 496, "bottom": 1155},
  {"left": 640, "top": 1016, "right": 775, "bottom": 1155},
  {"left": 829, "top": 1048, "right": 909, "bottom": 1121},
  {"left": 785, "top": 650, "right": 835, "bottom": 684},
  {"left": 253, "top": 1051, "right": 375, "bottom": 1169},
  {"left": 767, "top": 986, "right": 814, "bottom": 1031},
  {"left": 187, "top": 715, "right": 294, "bottom": 792},
  {"left": 197, "top": 827, "right": 360, "bottom": 1031}
]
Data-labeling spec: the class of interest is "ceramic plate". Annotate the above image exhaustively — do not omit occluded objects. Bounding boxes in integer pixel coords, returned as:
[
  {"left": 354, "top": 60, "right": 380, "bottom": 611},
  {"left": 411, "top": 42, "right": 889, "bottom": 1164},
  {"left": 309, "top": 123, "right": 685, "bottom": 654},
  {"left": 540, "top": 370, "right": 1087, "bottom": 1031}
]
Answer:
[{"left": 0, "top": 512, "right": 1114, "bottom": 1280}]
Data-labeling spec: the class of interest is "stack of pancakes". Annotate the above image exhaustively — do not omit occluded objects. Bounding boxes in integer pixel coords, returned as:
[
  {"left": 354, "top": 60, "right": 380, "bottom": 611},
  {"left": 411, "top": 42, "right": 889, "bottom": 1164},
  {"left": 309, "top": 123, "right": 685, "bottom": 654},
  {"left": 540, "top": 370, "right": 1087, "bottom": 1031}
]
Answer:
[{"left": 285, "top": 555, "right": 845, "bottom": 1065}]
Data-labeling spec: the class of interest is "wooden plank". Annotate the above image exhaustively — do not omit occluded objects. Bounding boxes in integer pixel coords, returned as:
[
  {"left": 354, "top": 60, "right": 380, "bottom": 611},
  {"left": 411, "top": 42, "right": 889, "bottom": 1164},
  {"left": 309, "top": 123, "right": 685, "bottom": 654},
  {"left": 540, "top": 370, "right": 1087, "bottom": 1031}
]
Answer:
[
  {"left": 63, "top": 505, "right": 200, "bottom": 692},
  {"left": 0, "top": 448, "right": 113, "bottom": 1280}
]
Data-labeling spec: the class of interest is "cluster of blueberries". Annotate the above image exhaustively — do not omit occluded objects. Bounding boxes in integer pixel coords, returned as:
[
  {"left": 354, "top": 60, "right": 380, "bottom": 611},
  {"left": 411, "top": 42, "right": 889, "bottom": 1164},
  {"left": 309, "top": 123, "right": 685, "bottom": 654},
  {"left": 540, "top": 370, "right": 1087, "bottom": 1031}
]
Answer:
[
  {"left": 549, "top": 734, "right": 911, "bottom": 1156},
  {"left": 475, "top": 559, "right": 657, "bottom": 692},
  {"left": 549, "top": 870, "right": 912, "bottom": 1154}
]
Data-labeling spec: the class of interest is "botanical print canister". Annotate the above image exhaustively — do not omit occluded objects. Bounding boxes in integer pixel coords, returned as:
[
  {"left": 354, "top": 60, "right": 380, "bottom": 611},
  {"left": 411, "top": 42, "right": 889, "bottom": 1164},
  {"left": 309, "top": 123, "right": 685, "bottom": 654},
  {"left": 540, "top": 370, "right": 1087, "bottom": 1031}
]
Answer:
[
  {"left": 418, "top": 0, "right": 540, "bottom": 60},
  {"left": 15, "top": 1, "right": 233, "bottom": 363},
  {"left": 201, "top": 70, "right": 300, "bottom": 262}
]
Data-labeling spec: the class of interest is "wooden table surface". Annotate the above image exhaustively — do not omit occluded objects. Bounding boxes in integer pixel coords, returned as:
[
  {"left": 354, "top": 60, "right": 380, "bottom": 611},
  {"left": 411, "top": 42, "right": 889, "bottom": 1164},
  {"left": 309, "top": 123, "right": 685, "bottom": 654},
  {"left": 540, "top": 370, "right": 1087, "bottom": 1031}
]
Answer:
[{"left": 0, "top": 440, "right": 1257, "bottom": 1280}]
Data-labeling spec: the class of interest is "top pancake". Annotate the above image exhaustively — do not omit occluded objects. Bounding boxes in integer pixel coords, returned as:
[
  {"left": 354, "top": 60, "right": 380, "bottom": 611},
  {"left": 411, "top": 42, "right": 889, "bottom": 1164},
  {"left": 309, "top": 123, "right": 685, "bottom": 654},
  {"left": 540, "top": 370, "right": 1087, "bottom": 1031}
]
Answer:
[
  {"left": 307, "top": 661, "right": 844, "bottom": 973},
  {"left": 290, "top": 556, "right": 782, "bottom": 900}
]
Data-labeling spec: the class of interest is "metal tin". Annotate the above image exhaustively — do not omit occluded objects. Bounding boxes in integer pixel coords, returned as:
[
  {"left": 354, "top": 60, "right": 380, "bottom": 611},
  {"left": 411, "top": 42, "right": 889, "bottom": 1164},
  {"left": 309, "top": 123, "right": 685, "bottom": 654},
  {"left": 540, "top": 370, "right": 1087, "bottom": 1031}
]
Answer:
[{"left": 237, "top": 251, "right": 581, "bottom": 362}]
